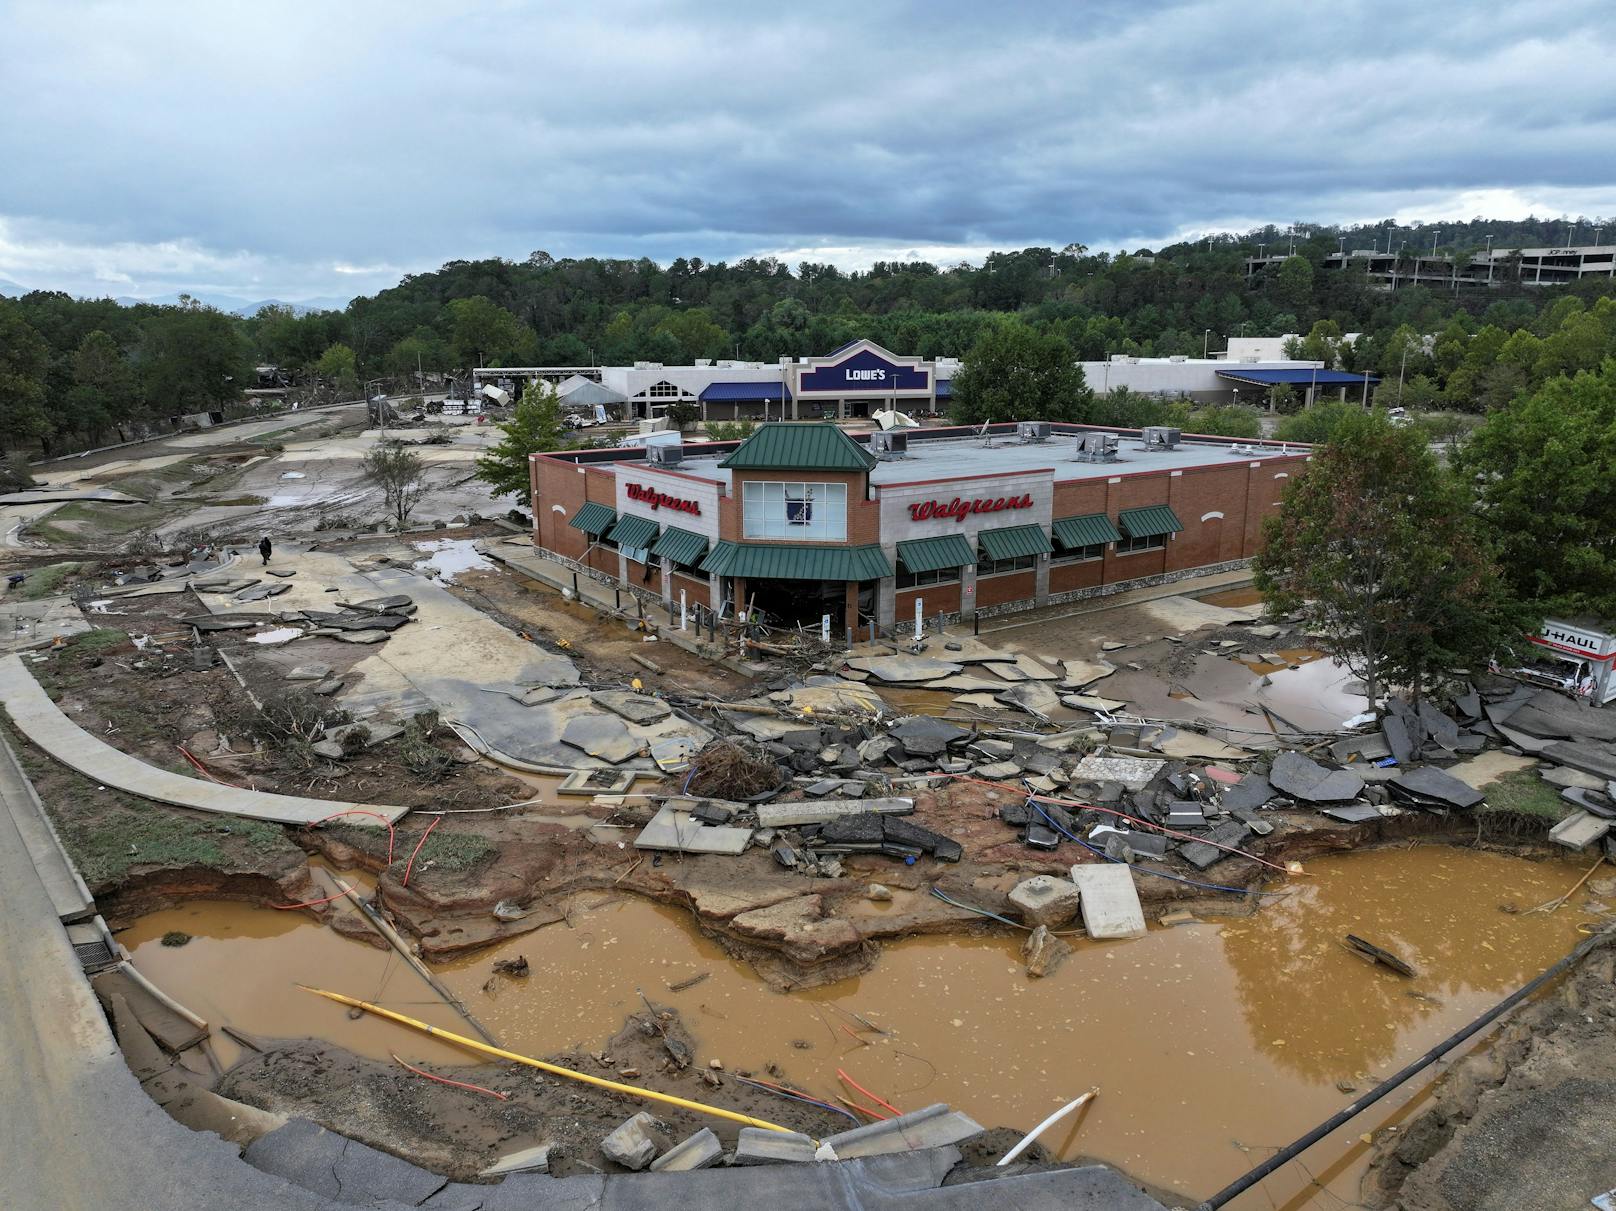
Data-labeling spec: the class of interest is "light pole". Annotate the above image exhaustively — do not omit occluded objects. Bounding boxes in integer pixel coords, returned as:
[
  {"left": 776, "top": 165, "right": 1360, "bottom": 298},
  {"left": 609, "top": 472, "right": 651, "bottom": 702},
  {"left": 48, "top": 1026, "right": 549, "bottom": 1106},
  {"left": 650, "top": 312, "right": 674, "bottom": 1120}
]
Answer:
[
  {"left": 1486, "top": 234, "right": 1494, "bottom": 285},
  {"left": 1203, "top": 329, "right": 1212, "bottom": 358},
  {"left": 1397, "top": 342, "right": 1409, "bottom": 406}
]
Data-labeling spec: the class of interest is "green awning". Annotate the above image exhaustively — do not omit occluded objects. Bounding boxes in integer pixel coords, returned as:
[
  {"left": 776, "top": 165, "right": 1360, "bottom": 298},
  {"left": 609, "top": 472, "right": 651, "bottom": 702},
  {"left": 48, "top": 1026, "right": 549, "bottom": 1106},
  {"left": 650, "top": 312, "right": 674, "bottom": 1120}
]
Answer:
[
  {"left": 1118, "top": 505, "right": 1184, "bottom": 539},
  {"left": 1052, "top": 513, "right": 1123, "bottom": 550},
  {"left": 977, "top": 523, "right": 1053, "bottom": 561},
  {"left": 607, "top": 514, "right": 660, "bottom": 549},
  {"left": 896, "top": 534, "right": 975, "bottom": 574},
  {"left": 718, "top": 423, "right": 877, "bottom": 472},
  {"left": 650, "top": 526, "right": 709, "bottom": 566},
  {"left": 568, "top": 502, "right": 617, "bottom": 535},
  {"left": 701, "top": 541, "right": 892, "bottom": 581}
]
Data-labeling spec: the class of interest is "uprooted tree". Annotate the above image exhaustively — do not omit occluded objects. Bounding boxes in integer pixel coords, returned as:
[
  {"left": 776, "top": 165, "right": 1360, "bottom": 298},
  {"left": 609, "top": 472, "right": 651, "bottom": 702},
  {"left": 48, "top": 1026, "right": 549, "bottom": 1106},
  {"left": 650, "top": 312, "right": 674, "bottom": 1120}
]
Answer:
[
  {"left": 362, "top": 440, "right": 430, "bottom": 530},
  {"left": 1252, "top": 410, "right": 1531, "bottom": 706}
]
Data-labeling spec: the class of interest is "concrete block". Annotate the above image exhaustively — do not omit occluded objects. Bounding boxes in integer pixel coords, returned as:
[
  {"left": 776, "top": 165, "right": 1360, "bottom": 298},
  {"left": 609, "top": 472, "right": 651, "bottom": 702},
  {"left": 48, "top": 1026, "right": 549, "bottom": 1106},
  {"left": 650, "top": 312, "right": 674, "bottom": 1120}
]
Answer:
[
  {"left": 648, "top": 1127, "right": 723, "bottom": 1171},
  {"left": 822, "top": 1104, "right": 985, "bottom": 1158},
  {"left": 1022, "top": 924, "right": 1070, "bottom": 976},
  {"left": 1069, "top": 863, "right": 1147, "bottom": 939},
  {"left": 479, "top": 1142, "right": 552, "bottom": 1177},
  {"left": 756, "top": 798, "right": 912, "bottom": 828},
  {"left": 635, "top": 807, "right": 754, "bottom": 855},
  {"left": 1008, "top": 874, "right": 1082, "bottom": 928},
  {"left": 732, "top": 1127, "right": 816, "bottom": 1165},
  {"left": 1550, "top": 810, "right": 1612, "bottom": 850},
  {"left": 600, "top": 1111, "right": 662, "bottom": 1171}
]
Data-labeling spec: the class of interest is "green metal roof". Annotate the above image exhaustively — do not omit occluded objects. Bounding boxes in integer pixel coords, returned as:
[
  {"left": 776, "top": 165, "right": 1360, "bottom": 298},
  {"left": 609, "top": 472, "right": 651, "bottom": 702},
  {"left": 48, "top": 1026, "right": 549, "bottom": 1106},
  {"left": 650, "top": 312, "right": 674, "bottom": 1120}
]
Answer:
[
  {"left": 1118, "top": 505, "right": 1184, "bottom": 538},
  {"left": 718, "top": 423, "right": 877, "bottom": 472},
  {"left": 977, "top": 523, "right": 1053, "bottom": 561},
  {"left": 1052, "top": 513, "right": 1123, "bottom": 550},
  {"left": 607, "top": 514, "right": 660, "bottom": 549},
  {"left": 568, "top": 501, "right": 617, "bottom": 535},
  {"left": 896, "top": 534, "right": 975, "bottom": 574},
  {"left": 701, "top": 541, "right": 892, "bottom": 581},
  {"left": 650, "top": 526, "right": 709, "bottom": 566}
]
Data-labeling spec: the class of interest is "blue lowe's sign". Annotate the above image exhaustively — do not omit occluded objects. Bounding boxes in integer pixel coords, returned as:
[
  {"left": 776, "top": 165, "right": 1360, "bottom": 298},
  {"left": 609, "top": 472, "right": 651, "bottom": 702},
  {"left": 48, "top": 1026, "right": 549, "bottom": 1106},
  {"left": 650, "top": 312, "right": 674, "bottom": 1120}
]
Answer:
[{"left": 799, "top": 348, "right": 931, "bottom": 394}]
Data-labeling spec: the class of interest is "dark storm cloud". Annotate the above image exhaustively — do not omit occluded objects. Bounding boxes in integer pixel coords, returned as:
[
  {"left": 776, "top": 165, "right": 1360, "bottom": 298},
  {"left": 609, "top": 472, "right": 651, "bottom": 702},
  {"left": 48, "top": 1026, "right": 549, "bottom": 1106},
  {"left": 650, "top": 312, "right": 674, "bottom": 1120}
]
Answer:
[{"left": 2, "top": 0, "right": 1613, "bottom": 299}]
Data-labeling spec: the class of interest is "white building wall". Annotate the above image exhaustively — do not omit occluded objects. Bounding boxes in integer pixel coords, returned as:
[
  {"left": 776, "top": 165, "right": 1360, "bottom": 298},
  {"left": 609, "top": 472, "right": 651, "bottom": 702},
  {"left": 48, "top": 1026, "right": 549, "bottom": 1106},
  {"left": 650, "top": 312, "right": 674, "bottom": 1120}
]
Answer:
[{"left": 1080, "top": 356, "right": 1322, "bottom": 397}]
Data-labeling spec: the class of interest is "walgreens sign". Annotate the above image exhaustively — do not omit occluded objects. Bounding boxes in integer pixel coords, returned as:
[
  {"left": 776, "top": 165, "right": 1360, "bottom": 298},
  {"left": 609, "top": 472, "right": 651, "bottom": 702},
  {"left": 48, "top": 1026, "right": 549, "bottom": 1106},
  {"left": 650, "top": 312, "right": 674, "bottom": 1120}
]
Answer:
[
  {"left": 625, "top": 484, "right": 701, "bottom": 515},
  {"left": 908, "top": 494, "right": 1034, "bottom": 523}
]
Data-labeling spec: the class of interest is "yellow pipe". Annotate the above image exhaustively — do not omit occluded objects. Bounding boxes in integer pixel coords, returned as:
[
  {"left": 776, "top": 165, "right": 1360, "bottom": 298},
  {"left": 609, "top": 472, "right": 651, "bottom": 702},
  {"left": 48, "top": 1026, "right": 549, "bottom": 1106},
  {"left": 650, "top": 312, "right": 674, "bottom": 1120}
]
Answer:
[{"left": 298, "top": 985, "right": 799, "bottom": 1136}]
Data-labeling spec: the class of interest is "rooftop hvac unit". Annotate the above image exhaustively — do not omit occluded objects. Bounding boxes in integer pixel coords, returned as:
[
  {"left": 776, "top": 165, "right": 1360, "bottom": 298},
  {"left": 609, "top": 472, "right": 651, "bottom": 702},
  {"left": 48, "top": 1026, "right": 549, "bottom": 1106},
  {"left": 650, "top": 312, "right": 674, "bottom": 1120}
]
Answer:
[
  {"left": 646, "top": 442, "right": 683, "bottom": 466},
  {"left": 1141, "top": 426, "right": 1181, "bottom": 450},
  {"left": 1017, "top": 421, "right": 1051, "bottom": 443},
  {"left": 868, "top": 430, "right": 909, "bottom": 459},
  {"left": 1072, "top": 432, "right": 1120, "bottom": 463}
]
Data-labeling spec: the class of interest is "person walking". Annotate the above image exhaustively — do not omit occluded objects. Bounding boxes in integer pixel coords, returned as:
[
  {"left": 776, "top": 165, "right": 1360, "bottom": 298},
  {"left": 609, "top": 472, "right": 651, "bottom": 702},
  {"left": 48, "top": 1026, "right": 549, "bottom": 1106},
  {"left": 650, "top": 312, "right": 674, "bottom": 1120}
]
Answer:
[{"left": 258, "top": 535, "right": 272, "bottom": 566}]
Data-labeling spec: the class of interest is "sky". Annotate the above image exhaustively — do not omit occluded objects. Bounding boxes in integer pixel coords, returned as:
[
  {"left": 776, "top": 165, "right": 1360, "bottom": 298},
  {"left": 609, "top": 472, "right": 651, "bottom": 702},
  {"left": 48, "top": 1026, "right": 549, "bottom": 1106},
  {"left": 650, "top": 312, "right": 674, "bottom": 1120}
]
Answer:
[{"left": 3, "top": 0, "right": 1615, "bottom": 306}]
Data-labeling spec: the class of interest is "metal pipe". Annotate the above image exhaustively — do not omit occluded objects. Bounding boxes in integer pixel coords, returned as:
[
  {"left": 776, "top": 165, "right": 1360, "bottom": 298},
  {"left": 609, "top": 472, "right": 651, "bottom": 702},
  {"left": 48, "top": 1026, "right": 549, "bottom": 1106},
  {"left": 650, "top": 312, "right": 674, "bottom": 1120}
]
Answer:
[
  {"left": 1195, "top": 922, "right": 1616, "bottom": 1210},
  {"left": 116, "top": 960, "right": 209, "bottom": 1030}
]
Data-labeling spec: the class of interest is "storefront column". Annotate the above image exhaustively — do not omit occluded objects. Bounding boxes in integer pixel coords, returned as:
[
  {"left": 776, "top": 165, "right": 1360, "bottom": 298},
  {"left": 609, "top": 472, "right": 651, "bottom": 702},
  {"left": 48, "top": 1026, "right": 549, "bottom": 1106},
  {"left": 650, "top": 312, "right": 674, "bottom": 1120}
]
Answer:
[
  {"left": 733, "top": 576, "right": 749, "bottom": 620},
  {"left": 843, "top": 581, "right": 860, "bottom": 639},
  {"left": 658, "top": 557, "right": 674, "bottom": 604},
  {"left": 961, "top": 564, "right": 979, "bottom": 621},
  {"left": 1034, "top": 553, "right": 1050, "bottom": 603},
  {"left": 876, "top": 576, "right": 896, "bottom": 631}
]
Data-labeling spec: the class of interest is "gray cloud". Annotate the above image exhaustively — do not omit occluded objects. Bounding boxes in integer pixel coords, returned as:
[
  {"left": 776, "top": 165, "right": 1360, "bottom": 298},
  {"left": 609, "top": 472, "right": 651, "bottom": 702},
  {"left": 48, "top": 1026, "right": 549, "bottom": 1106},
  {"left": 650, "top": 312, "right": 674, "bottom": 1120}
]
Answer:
[{"left": 2, "top": 0, "right": 1614, "bottom": 300}]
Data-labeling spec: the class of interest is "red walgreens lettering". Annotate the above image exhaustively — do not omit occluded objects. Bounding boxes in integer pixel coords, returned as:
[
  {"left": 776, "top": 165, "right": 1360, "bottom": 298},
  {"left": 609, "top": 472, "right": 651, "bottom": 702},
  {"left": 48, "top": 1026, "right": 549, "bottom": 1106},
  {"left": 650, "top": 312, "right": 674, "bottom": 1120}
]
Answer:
[
  {"left": 907, "top": 494, "right": 1033, "bottom": 523},
  {"left": 626, "top": 484, "right": 701, "bottom": 515}
]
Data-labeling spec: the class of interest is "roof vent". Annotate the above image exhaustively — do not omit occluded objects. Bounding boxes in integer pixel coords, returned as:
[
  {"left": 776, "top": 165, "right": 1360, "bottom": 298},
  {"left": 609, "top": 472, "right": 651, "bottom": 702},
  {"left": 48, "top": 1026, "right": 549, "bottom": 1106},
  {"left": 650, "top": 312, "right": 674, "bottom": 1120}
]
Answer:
[
  {"left": 1017, "top": 421, "right": 1051, "bottom": 443},
  {"left": 1140, "top": 426, "right": 1181, "bottom": 450},
  {"left": 1072, "top": 432, "right": 1121, "bottom": 463},
  {"left": 868, "top": 431, "right": 909, "bottom": 460},
  {"left": 646, "top": 443, "right": 683, "bottom": 466}
]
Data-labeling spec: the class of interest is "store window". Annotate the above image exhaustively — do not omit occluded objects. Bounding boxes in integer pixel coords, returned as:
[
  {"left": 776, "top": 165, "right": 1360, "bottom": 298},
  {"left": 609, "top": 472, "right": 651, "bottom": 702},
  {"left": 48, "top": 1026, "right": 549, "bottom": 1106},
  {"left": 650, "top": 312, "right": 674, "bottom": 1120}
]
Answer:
[
  {"left": 645, "top": 380, "right": 683, "bottom": 398},
  {"left": 672, "top": 558, "right": 708, "bottom": 581},
  {"left": 1051, "top": 543, "right": 1106, "bottom": 564},
  {"left": 741, "top": 480, "right": 847, "bottom": 541},
  {"left": 976, "top": 554, "right": 1037, "bottom": 577},
  {"left": 896, "top": 566, "right": 960, "bottom": 590},
  {"left": 1116, "top": 533, "right": 1166, "bottom": 555}
]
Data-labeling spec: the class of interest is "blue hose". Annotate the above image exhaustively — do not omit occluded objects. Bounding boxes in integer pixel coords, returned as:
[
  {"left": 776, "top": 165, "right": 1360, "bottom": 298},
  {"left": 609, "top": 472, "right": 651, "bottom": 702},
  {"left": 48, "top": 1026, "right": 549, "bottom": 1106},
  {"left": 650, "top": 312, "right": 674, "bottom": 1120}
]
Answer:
[{"left": 732, "top": 1076, "right": 861, "bottom": 1125}]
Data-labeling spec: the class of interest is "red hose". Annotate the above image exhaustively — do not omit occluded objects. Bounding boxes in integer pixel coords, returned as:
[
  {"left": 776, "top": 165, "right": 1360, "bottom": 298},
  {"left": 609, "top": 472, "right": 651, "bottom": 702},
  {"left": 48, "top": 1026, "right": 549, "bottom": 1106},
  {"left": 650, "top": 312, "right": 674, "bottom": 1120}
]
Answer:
[
  {"left": 390, "top": 1053, "right": 509, "bottom": 1100},
  {"left": 837, "top": 1068, "right": 902, "bottom": 1117},
  {"left": 401, "top": 817, "right": 440, "bottom": 887},
  {"left": 176, "top": 745, "right": 245, "bottom": 788},
  {"left": 305, "top": 810, "right": 397, "bottom": 865},
  {"left": 272, "top": 887, "right": 352, "bottom": 911}
]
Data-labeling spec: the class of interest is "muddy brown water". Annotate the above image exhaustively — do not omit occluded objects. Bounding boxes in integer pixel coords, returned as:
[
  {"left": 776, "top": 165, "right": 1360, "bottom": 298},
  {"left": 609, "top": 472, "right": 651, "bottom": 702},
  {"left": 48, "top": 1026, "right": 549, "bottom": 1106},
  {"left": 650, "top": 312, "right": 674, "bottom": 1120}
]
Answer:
[
  {"left": 1198, "top": 586, "right": 1265, "bottom": 609},
  {"left": 121, "top": 847, "right": 1599, "bottom": 1208}
]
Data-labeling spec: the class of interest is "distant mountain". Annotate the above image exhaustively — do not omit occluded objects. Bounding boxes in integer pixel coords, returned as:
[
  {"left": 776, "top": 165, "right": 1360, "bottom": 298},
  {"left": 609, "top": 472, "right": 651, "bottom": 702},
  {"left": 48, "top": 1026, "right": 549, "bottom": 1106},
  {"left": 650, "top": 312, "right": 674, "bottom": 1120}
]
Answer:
[
  {"left": 100, "top": 290, "right": 349, "bottom": 315},
  {"left": 0, "top": 277, "right": 26, "bottom": 297}
]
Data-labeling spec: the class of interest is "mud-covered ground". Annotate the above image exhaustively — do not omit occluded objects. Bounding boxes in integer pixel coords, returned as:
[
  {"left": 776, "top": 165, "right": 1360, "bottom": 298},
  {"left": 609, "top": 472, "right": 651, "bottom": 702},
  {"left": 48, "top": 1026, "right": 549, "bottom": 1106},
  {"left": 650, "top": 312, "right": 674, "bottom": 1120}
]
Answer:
[{"left": 1364, "top": 929, "right": 1616, "bottom": 1211}]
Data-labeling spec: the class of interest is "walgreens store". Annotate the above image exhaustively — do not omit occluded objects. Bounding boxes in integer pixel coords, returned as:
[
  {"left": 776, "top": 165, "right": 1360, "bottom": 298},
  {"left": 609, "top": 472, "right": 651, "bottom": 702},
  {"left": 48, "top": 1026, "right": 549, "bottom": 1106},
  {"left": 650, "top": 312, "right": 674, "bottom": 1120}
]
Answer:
[{"left": 530, "top": 421, "right": 1308, "bottom": 636}]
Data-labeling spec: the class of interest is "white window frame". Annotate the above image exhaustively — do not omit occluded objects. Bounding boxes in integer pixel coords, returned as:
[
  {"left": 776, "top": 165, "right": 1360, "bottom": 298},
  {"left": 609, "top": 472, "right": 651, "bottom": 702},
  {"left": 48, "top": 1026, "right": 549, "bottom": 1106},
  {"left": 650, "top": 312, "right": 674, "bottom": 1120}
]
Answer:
[{"left": 741, "top": 480, "right": 847, "bottom": 541}]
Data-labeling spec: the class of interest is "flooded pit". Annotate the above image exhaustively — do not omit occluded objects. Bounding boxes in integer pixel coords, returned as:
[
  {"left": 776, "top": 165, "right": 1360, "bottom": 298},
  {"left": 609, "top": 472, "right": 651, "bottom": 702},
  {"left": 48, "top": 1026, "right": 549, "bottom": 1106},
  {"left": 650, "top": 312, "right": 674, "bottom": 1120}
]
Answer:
[
  {"left": 119, "top": 846, "right": 1600, "bottom": 1204},
  {"left": 1197, "top": 586, "right": 1265, "bottom": 609}
]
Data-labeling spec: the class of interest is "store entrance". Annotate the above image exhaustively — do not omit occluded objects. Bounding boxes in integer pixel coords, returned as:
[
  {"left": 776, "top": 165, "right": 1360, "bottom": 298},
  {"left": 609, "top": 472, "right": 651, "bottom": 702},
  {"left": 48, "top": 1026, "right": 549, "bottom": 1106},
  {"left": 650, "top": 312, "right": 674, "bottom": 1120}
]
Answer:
[{"left": 742, "top": 578, "right": 849, "bottom": 632}]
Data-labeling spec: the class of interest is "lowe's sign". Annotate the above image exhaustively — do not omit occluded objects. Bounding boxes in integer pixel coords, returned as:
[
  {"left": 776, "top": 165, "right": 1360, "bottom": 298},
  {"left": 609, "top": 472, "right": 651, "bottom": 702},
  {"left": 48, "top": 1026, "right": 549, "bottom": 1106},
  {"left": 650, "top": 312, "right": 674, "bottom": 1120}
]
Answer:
[{"left": 799, "top": 349, "right": 931, "bottom": 395}]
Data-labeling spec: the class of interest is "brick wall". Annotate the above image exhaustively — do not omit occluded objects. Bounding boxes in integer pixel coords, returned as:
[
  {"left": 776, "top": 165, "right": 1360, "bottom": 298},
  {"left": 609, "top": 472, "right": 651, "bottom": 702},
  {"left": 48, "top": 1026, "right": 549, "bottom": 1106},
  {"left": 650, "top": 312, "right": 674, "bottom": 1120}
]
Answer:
[
  {"left": 896, "top": 581, "right": 962, "bottom": 622},
  {"left": 974, "top": 570, "right": 1036, "bottom": 609}
]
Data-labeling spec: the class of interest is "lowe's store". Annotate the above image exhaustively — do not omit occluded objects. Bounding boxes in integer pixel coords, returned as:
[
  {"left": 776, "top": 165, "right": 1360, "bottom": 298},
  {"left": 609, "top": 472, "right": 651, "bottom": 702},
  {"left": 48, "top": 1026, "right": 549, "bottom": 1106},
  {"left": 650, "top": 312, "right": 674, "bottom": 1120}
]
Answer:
[{"left": 530, "top": 417, "right": 1309, "bottom": 636}]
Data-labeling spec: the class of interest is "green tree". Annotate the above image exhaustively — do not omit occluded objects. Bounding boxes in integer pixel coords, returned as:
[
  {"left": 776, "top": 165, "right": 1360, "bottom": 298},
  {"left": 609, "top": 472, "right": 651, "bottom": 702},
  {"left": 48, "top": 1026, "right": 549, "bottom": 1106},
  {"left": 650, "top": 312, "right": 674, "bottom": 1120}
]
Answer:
[
  {"left": 66, "top": 329, "right": 141, "bottom": 442},
  {"left": 1273, "top": 399, "right": 1361, "bottom": 444},
  {"left": 362, "top": 441, "right": 430, "bottom": 529},
  {"left": 474, "top": 379, "right": 567, "bottom": 497},
  {"left": 1275, "top": 255, "right": 1315, "bottom": 313},
  {"left": 1254, "top": 411, "right": 1526, "bottom": 704},
  {"left": 315, "top": 343, "right": 359, "bottom": 396},
  {"left": 950, "top": 322, "right": 1091, "bottom": 423},
  {"left": 0, "top": 302, "right": 51, "bottom": 449},
  {"left": 446, "top": 296, "right": 526, "bottom": 368},
  {"left": 136, "top": 299, "right": 252, "bottom": 414},
  {"left": 1460, "top": 361, "right": 1616, "bottom": 620}
]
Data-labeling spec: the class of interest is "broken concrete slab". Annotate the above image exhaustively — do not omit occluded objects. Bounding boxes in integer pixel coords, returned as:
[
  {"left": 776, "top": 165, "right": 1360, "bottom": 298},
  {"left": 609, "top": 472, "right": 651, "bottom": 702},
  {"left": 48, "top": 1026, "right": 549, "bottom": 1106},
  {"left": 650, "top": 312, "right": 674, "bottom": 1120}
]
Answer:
[
  {"left": 756, "top": 798, "right": 912, "bottom": 828},
  {"left": 842, "top": 655, "right": 962, "bottom": 684},
  {"left": 727, "top": 716, "right": 822, "bottom": 747},
  {"left": 590, "top": 690, "right": 672, "bottom": 726},
  {"left": 1059, "top": 658, "right": 1116, "bottom": 689},
  {"left": 1010, "top": 653, "right": 1060, "bottom": 680},
  {"left": 1070, "top": 755, "right": 1165, "bottom": 791},
  {"left": 1540, "top": 741, "right": 1616, "bottom": 782},
  {"left": 561, "top": 713, "right": 641, "bottom": 764},
  {"left": 234, "top": 583, "right": 293, "bottom": 602},
  {"left": 1389, "top": 766, "right": 1487, "bottom": 810},
  {"left": 1008, "top": 874, "right": 1082, "bottom": 929},
  {"left": 1177, "top": 821, "right": 1252, "bottom": 870},
  {"left": 732, "top": 1127, "right": 815, "bottom": 1165},
  {"left": 986, "top": 662, "right": 1029, "bottom": 683},
  {"left": 179, "top": 615, "right": 263, "bottom": 631},
  {"left": 1059, "top": 693, "right": 1128, "bottom": 713},
  {"left": 479, "top": 1143, "right": 552, "bottom": 1177},
  {"left": 995, "top": 681, "right": 1063, "bottom": 720},
  {"left": 1417, "top": 700, "right": 1460, "bottom": 750},
  {"left": 925, "top": 673, "right": 1021, "bottom": 693},
  {"left": 648, "top": 1128, "right": 722, "bottom": 1172},
  {"left": 821, "top": 1104, "right": 984, "bottom": 1159},
  {"left": 888, "top": 716, "right": 973, "bottom": 747},
  {"left": 600, "top": 1111, "right": 661, "bottom": 1171},
  {"left": 1269, "top": 751, "right": 1365, "bottom": 803},
  {"left": 1220, "top": 773, "right": 1274, "bottom": 812},
  {"left": 1549, "top": 810, "right": 1610, "bottom": 850},
  {"left": 635, "top": 808, "right": 753, "bottom": 855},
  {"left": 1069, "top": 863, "right": 1147, "bottom": 939},
  {"left": 332, "top": 629, "right": 390, "bottom": 644},
  {"left": 1560, "top": 787, "right": 1616, "bottom": 819},
  {"left": 1321, "top": 803, "right": 1383, "bottom": 824},
  {"left": 1539, "top": 765, "right": 1607, "bottom": 791},
  {"left": 284, "top": 663, "right": 332, "bottom": 682},
  {"left": 1332, "top": 732, "right": 1392, "bottom": 763},
  {"left": 770, "top": 682, "right": 885, "bottom": 716}
]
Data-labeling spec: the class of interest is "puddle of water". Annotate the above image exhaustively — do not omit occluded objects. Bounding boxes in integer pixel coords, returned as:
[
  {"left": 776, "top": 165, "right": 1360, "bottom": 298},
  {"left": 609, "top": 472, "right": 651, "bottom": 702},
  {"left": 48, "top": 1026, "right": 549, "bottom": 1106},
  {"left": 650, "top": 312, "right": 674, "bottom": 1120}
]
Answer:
[
  {"left": 279, "top": 471, "right": 307, "bottom": 480},
  {"left": 1198, "top": 586, "right": 1265, "bottom": 609},
  {"left": 121, "top": 847, "right": 1597, "bottom": 1206},
  {"left": 412, "top": 538, "right": 493, "bottom": 584},
  {"left": 1238, "top": 647, "right": 1327, "bottom": 676}
]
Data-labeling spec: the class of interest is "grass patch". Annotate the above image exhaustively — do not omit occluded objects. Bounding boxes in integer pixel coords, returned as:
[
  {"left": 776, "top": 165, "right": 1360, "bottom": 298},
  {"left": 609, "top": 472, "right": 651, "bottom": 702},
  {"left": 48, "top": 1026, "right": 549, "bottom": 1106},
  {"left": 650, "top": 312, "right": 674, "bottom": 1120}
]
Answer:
[
  {"left": 1479, "top": 769, "right": 1569, "bottom": 821},
  {"left": 10, "top": 561, "right": 82, "bottom": 600},
  {"left": 52, "top": 627, "right": 130, "bottom": 659},
  {"left": 33, "top": 500, "right": 172, "bottom": 544},
  {"left": 54, "top": 809, "right": 288, "bottom": 886}
]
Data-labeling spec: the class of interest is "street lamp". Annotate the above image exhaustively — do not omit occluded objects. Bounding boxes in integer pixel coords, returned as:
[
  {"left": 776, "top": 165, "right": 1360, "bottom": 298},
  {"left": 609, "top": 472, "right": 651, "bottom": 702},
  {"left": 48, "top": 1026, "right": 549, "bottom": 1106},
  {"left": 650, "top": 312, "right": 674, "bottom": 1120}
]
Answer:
[
  {"left": 1203, "top": 329, "right": 1212, "bottom": 358},
  {"left": 1486, "top": 234, "right": 1495, "bottom": 285}
]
